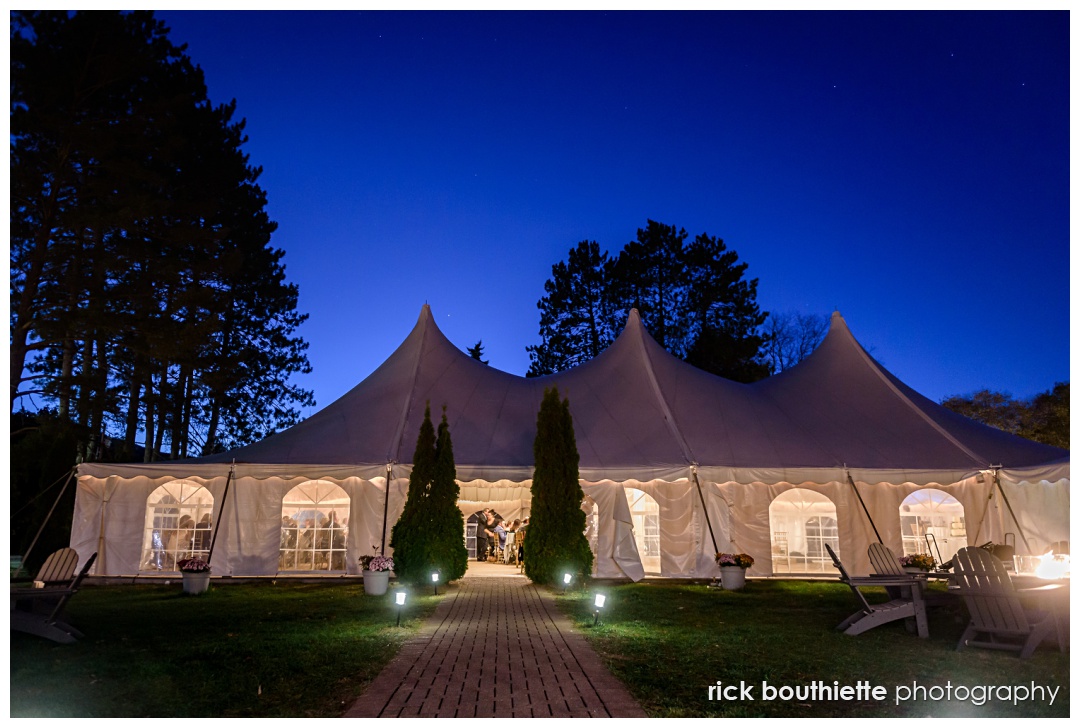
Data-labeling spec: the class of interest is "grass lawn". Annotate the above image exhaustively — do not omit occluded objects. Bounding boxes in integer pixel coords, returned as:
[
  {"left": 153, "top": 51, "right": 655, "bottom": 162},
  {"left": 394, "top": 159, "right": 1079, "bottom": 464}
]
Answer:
[
  {"left": 11, "top": 577, "right": 1069, "bottom": 718},
  {"left": 10, "top": 581, "right": 441, "bottom": 717},
  {"left": 554, "top": 579, "right": 1070, "bottom": 718}
]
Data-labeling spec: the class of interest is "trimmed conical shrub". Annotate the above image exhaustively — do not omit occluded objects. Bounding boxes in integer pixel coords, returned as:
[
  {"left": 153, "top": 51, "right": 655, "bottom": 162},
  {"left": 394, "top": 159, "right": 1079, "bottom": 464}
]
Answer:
[
  {"left": 389, "top": 404, "right": 436, "bottom": 584},
  {"left": 389, "top": 403, "right": 468, "bottom": 584},
  {"left": 525, "top": 387, "right": 593, "bottom": 585},
  {"left": 429, "top": 409, "right": 469, "bottom": 582}
]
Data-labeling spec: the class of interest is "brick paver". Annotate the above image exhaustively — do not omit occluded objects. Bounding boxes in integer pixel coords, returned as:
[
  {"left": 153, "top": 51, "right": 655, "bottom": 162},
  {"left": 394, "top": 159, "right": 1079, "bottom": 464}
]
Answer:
[{"left": 344, "top": 576, "right": 647, "bottom": 718}]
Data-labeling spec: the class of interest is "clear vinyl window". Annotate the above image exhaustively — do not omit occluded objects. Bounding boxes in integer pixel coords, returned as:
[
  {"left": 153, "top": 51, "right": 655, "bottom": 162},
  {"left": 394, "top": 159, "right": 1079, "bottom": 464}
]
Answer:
[
  {"left": 141, "top": 480, "right": 214, "bottom": 572},
  {"left": 279, "top": 480, "right": 350, "bottom": 572},
  {"left": 769, "top": 488, "right": 839, "bottom": 574}
]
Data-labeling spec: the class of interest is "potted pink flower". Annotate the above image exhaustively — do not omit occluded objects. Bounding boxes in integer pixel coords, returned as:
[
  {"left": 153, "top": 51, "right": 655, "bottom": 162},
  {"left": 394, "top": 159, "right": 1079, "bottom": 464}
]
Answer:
[
  {"left": 715, "top": 552, "right": 754, "bottom": 590},
  {"left": 360, "top": 552, "right": 394, "bottom": 595},
  {"left": 177, "top": 558, "right": 211, "bottom": 595}
]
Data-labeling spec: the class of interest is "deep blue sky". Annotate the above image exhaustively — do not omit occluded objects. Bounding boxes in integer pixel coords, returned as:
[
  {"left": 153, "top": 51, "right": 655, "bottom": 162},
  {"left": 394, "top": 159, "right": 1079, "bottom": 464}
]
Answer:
[{"left": 156, "top": 10, "right": 1069, "bottom": 418}]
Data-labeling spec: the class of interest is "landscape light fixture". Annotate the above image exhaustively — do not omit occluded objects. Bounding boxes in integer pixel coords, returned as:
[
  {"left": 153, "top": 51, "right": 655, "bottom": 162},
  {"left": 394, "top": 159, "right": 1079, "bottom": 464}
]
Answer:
[
  {"left": 562, "top": 572, "right": 572, "bottom": 592},
  {"left": 431, "top": 571, "right": 440, "bottom": 596},
  {"left": 395, "top": 590, "right": 407, "bottom": 626},
  {"left": 593, "top": 593, "right": 606, "bottom": 626}
]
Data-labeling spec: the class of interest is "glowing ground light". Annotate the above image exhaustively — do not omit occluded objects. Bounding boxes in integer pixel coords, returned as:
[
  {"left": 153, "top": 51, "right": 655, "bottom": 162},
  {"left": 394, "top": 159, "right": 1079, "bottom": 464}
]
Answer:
[
  {"left": 395, "top": 590, "right": 406, "bottom": 626},
  {"left": 593, "top": 593, "right": 606, "bottom": 626}
]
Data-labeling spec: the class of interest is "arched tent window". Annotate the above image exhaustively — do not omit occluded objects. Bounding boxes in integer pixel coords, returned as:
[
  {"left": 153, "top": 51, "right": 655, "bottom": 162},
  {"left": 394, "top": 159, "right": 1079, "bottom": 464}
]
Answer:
[
  {"left": 279, "top": 481, "right": 350, "bottom": 572},
  {"left": 900, "top": 489, "right": 967, "bottom": 564},
  {"left": 625, "top": 488, "right": 661, "bottom": 575},
  {"left": 141, "top": 481, "right": 214, "bottom": 571},
  {"left": 769, "top": 489, "right": 839, "bottom": 574}
]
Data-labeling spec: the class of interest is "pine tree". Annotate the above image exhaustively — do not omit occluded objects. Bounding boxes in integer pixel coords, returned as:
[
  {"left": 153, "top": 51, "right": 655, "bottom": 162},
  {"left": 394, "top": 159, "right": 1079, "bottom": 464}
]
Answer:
[
  {"left": 466, "top": 340, "right": 489, "bottom": 364},
  {"left": 525, "top": 388, "right": 593, "bottom": 585},
  {"left": 389, "top": 404, "right": 436, "bottom": 583},
  {"left": 527, "top": 240, "right": 618, "bottom": 377}
]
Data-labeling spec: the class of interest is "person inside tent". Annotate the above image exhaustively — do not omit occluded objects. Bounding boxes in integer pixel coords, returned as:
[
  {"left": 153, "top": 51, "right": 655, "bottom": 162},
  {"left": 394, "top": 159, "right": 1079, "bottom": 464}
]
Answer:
[
  {"left": 474, "top": 509, "right": 491, "bottom": 562},
  {"left": 493, "top": 518, "right": 507, "bottom": 558}
]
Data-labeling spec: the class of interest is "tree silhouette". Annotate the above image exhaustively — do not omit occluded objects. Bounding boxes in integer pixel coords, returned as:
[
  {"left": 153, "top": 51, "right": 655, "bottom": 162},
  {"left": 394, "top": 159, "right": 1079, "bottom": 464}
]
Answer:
[{"left": 528, "top": 221, "right": 767, "bottom": 381}]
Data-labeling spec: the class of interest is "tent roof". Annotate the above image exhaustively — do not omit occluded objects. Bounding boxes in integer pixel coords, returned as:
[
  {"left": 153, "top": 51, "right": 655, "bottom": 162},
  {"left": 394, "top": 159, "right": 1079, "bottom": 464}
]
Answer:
[{"left": 191, "top": 306, "right": 1064, "bottom": 480}]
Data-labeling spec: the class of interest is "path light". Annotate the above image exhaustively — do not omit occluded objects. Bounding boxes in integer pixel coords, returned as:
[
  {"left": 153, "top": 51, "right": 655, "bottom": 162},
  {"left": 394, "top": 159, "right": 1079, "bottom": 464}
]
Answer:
[
  {"left": 593, "top": 593, "right": 606, "bottom": 626},
  {"left": 562, "top": 572, "right": 573, "bottom": 591},
  {"left": 432, "top": 571, "right": 440, "bottom": 596},
  {"left": 395, "top": 590, "right": 407, "bottom": 627}
]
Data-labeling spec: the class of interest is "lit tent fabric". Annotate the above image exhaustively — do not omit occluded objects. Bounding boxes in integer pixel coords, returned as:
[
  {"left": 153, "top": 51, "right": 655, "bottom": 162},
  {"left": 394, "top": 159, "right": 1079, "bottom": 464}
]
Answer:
[{"left": 72, "top": 306, "right": 1068, "bottom": 578}]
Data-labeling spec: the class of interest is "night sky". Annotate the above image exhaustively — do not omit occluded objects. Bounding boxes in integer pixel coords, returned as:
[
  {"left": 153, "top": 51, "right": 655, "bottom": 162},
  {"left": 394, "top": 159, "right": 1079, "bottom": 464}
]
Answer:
[{"left": 155, "top": 10, "right": 1070, "bottom": 419}]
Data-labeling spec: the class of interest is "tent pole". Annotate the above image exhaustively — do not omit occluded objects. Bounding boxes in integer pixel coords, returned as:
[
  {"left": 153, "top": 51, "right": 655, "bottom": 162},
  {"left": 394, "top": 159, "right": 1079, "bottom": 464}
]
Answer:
[
  {"left": 691, "top": 468, "right": 719, "bottom": 554},
  {"left": 846, "top": 470, "right": 883, "bottom": 544},
  {"left": 207, "top": 461, "right": 235, "bottom": 565},
  {"left": 992, "top": 467, "right": 1031, "bottom": 552},
  {"left": 381, "top": 463, "right": 392, "bottom": 555},
  {"left": 970, "top": 471, "right": 995, "bottom": 546},
  {"left": 21, "top": 466, "right": 77, "bottom": 568}
]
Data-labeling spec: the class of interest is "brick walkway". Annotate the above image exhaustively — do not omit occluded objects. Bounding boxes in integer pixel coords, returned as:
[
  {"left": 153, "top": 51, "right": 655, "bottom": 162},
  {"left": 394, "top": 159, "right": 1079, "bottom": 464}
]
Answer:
[{"left": 344, "top": 576, "right": 647, "bottom": 718}]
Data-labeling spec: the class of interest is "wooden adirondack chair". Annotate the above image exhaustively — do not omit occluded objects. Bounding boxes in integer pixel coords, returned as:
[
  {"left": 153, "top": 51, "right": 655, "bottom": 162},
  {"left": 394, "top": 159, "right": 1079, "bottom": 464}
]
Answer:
[
  {"left": 952, "top": 546, "right": 1062, "bottom": 658},
  {"left": 826, "top": 544, "right": 928, "bottom": 638},
  {"left": 867, "top": 542, "right": 906, "bottom": 576},
  {"left": 11, "top": 553, "right": 97, "bottom": 644},
  {"left": 31, "top": 547, "right": 80, "bottom": 586}
]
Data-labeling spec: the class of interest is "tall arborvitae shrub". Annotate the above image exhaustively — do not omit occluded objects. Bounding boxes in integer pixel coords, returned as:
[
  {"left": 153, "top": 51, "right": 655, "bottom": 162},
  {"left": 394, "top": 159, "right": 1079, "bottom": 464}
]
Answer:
[
  {"left": 429, "top": 409, "right": 469, "bottom": 582},
  {"left": 389, "top": 404, "right": 436, "bottom": 584},
  {"left": 389, "top": 404, "right": 468, "bottom": 584},
  {"left": 525, "top": 387, "right": 593, "bottom": 585}
]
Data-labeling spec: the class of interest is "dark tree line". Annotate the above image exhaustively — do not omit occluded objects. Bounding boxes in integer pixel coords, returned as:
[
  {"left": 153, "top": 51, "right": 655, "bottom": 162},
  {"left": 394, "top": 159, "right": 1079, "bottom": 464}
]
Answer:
[
  {"left": 941, "top": 383, "right": 1069, "bottom": 450},
  {"left": 527, "top": 220, "right": 774, "bottom": 381},
  {"left": 10, "top": 11, "right": 313, "bottom": 462}
]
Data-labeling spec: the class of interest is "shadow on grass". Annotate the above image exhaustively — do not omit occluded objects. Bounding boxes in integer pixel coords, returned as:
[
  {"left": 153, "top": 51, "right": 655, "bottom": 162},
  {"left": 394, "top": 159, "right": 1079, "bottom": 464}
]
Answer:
[
  {"left": 555, "top": 580, "right": 1069, "bottom": 718},
  {"left": 10, "top": 581, "right": 443, "bottom": 717}
]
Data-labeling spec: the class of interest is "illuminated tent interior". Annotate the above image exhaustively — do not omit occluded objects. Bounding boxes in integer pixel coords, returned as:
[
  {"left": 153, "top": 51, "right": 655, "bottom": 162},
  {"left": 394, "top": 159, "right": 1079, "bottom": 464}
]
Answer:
[{"left": 72, "top": 306, "right": 1069, "bottom": 579}]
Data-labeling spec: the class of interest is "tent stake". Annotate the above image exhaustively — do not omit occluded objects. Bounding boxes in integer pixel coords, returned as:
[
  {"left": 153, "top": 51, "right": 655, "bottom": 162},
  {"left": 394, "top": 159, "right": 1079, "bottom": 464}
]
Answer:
[
  {"left": 846, "top": 470, "right": 883, "bottom": 544},
  {"left": 381, "top": 463, "right": 392, "bottom": 555},
  {"left": 692, "top": 468, "right": 719, "bottom": 555},
  {"left": 992, "top": 467, "right": 1031, "bottom": 552},
  {"left": 207, "top": 461, "right": 235, "bottom": 565}
]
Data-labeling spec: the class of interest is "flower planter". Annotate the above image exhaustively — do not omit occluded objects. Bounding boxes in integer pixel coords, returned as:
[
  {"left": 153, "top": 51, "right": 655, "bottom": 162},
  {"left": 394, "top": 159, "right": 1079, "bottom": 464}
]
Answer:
[
  {"left": 181, "top": 571, "right": 211, "bottom": 595},
  {"left": 904, "top": 567, "right": 929, "bottom": 575},
  {"left": 719, "top": 565, "right": 747, "bottom": 590},
  {"left": 363, "top": 570, "right": 390, "bottom": 596}
]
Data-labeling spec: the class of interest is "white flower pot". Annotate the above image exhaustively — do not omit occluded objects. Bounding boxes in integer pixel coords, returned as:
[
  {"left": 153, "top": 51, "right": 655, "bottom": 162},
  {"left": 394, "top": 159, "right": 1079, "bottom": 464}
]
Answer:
[
  {"left": 719, "top": 565, "right": 747, "bottom": 590},
  {"left": 182, "top": 571, "right": 211, "bottom": 595},
  {"left": 363, "top": 570, "right": 390, "bottom": 595}
]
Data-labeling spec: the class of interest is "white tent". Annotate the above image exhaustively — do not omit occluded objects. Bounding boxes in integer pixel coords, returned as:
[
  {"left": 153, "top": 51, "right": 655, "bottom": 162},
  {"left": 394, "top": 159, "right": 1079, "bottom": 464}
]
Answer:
[{"left": 72, "top": 306, "right": 1068, "bottom": 579}]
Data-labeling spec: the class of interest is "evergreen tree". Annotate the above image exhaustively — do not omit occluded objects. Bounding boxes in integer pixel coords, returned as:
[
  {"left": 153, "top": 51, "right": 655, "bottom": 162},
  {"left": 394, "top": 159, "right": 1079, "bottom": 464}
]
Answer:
[
  {"left": 614, "top": 221, "right": 690, "bottom": 355},
  {"left": 527, "top": 222, "right": 768, "bottom": 381},
  {"left": 389, "top": 404, "right": 437, "bottom": 583},
  {"left": 429, "top": 409, "right": 469, "bottom": 582},
  {"left": 467, "top": 340, "right": 489, "bottom": 364},
  {"left": 525, "top": 388, "right": 593, "bottom": 585},
  {"left": 527, "top": 240, "right": 618, "bottom": 377},
  {"left": 389, "top": 404, "right": 468, "bottom": 584},
  {"left": 10, "top": 11, "right": 313, "bottom": 460}
]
